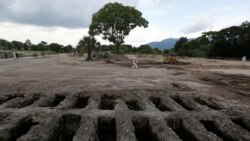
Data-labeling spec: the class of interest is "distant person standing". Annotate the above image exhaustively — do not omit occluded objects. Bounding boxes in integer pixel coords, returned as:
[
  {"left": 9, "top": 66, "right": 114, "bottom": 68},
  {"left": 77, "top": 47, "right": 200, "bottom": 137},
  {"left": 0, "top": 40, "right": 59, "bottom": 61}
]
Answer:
[
  {"left": 242, "top": 56, "right": 247, "bottom": 65},
  {"left": 132, "top": 57, "right": 139, "bottom": 69},
  {"left": 13, "top": 51, "right": 17, "bottom": 60}
]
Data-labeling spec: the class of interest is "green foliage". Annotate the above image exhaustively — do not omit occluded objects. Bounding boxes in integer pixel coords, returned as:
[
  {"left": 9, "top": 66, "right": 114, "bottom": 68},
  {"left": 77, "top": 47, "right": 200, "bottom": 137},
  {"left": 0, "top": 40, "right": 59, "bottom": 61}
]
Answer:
[
  {"left": 32, "top": 52, "right": 38, "bottom": 58},
  {"left": 190, "top": 49, "right": 207, "bottom": 57},
  {"left": 163, "top": 48, "right": 176, "bottom": 55},
  {"left": 0, "top": 39, "right": 10, "bottom": 50},
  {"left": 47, "top": 43, "right": 62, "bottom": 53},
  {"left": 153, "top": 48, "right": 162, "bottom": 54},
  {"left": 76, "top": 45, "right": 84, "bottom": 57},
  {"left": 88, "top": 43, "right": 163, "bottom": 55},
  {"left": 174, "top": 37, "right": 188, "bottom": 52},
  {"left": 137, "top": 45, "right": 154, "bottom": 54},
  {"left": 38, "top": 41, "right": 47, "bottom": 46},
  {"left": 40, "top": 51, "right": 45, "bottom": 57},
  {"left": 174, "top": 38, "right": 209, "bottom": 57},
  {"left": 77, "top": 36, "right": 99, "bottom": 61},
  {"left": 89, "top": 2, "right": 148, "bottom": 53},
  {"left": 10, "top": 41, "right": 24, "bottom": 50},
  {"left": 121, "top": 44, "right": 133, "bottom": 54},
  {"left": 134, "top": 45, "right": 162, "bottom": 54},
  {"left": 24, "top": 39, "right": 32, "bottom": 50},
  {"left": 163, "top": 49, "right": 170, "bottom": 54},
  {"left": 203, "top": 21, "right": 250, "bottom": 58},
  {"left": 62, "top": 45, "right": 73, "bottom": 53},
  {"left": 197, "top": 35, "right": 210, "bottom": 45},
  {"left": 174, "top": 21, "right": 250, "bottom": 58},
  {"left": 0, "top": 39, "right": 73, "bottom": 53}
]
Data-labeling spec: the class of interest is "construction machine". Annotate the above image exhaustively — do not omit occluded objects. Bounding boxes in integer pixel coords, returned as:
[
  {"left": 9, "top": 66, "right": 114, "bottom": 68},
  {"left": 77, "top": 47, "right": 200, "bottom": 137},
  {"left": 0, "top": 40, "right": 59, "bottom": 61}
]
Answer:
[
  {"left": 163, "top": 54, "right": 178, "bottom": 64},
  {"left": 93, "top": 51, "right": 112, "bottom": 59}
]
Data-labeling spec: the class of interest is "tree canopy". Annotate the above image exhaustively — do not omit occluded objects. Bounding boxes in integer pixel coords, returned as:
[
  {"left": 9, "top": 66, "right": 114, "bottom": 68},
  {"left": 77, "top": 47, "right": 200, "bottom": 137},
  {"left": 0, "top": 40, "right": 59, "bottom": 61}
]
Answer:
[
  {"left": 77, "top": 36, "right": 99, "bottom": 60},
  {"left": 89, "top": 2, "right": 148, "bottom": 53},
  {"left": 174, "top": 21, "right": 250, "bottom": 58},
  {"left": 0, "top": 38, "right": 73, "bottom": 53}
]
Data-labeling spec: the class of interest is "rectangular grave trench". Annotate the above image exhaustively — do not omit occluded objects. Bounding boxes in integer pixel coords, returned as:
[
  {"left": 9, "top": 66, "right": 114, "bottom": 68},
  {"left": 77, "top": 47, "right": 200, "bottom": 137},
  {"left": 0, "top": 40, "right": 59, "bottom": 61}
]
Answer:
[
  {"left": 97, "top": 117, "right": 116, "bottom": 141},
  {"left": 99, "top": 95, "right": 117, "bottom": 110},
  {"left": 150, "top": 97, "right": 172, "bottom": 112},
  {"left": 42, "top": 95, "right": 66, "bottom": 107},
  {"left": 171, "top": 96, "right": 194, "bottom": 111},
  {"left": 8, "top": 94, "right": 40, "bottom": 108},
  {"left": 0, "top": 112, "right": 10, "bottom": 124},
  {"left": 125, "top": 100, "right": 142, "bottom": 111},
  {"left": 166, "top": 118, "right": 198, "bottom": 141},
  {"left": 200, "top": 120, "right": 235, "bottom": 141},
  {"left": 132, "top": 117, "right": 160, "bottom": 141},
  {"left": 231, "top": 118, "right": 250, "bottom": 132},
  {"left": 9, "top": 116, "right": 39, "bottom": 141},
  {"left": 50, "top": 114, "right": 81, "bottom": 141},
  {"left": 0, "top": 95, "right": 24, "bottom": 105},
  {"left": 193, "top": 97, "right": 222, "bottom": 110},
  {"left": 72, "top": 96, "right": 89, "bottom": 109}
]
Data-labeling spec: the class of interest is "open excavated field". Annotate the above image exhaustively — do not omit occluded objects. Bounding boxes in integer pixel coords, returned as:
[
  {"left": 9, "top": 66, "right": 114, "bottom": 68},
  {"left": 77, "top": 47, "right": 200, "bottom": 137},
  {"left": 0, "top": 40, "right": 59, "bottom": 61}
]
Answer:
[{"left": 0, "top": 54, "right": 250, "bottom": 141}]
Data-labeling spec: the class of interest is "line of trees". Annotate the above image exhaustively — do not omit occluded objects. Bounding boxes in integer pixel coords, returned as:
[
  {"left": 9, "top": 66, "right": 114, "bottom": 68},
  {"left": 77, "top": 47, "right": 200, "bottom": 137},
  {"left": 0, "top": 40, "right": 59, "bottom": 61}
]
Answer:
[
  {"left": 173, "top": 21, "right": 250, "bottom": 58},
  {"left": 95, "top": 44, "right": 162, "bottom": 54},
  {"left": 76, "top": 37, "right": 162, "bottom": 59},
  {"left": 0, "top": 39, "right": 74, "bottom": 53}
]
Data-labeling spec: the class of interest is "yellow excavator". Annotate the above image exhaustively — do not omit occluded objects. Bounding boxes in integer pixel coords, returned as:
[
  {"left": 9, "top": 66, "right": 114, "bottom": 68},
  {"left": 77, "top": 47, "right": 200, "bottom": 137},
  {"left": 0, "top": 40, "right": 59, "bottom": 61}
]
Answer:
[{"left": 163, "top": 54, "right": 178, "bottom": 64}]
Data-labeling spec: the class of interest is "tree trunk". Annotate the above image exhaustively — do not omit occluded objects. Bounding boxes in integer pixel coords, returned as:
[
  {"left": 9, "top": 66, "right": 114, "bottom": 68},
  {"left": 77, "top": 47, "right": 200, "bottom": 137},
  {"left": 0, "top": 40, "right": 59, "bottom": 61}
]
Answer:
[
  {"left": 86, "top": 46, "right": 92, "bottom": 61},
  {"left": 116, "top": 43, "right": 120, "bottom": 54}
]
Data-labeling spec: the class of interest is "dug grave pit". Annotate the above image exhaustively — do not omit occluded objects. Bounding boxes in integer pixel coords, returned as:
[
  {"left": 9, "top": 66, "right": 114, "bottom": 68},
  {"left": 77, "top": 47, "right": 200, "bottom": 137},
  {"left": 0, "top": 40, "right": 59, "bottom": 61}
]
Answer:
[{"left": 0, "top": 89, "right": 249, "bottom": 141}]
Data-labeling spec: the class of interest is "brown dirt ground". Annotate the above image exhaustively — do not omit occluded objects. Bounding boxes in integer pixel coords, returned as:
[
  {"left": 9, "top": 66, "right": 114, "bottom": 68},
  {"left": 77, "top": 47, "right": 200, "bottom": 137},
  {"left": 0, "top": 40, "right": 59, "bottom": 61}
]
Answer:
[
  {"left": 0, "top": 54, "right": 250, "bottom": 107},
  {"left": 0, "top": 54, "right": 250, "bottom": 140}
]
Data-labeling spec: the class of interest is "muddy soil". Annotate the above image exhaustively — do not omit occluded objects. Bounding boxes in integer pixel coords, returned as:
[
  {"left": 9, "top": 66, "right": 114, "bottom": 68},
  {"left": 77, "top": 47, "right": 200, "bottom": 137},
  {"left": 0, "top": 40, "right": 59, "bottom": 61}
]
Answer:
[{"left": 0, "top": 54, "right": 250, "bottom": 141}]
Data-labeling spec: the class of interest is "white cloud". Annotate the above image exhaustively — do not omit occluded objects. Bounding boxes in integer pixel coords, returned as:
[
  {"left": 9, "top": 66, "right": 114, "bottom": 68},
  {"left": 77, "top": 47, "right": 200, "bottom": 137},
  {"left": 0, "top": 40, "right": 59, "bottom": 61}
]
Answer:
[
  {"left": 138, "top": 0, "right": 173, "bottom": 16},
  {"left": 125, "top": 25, "right": 166, "bottom": 46},
  {"left": 180, "top": 5, "right": 250, "bottom": 36},
  {"left": 181, "top": 15, "right": 212, "bottom": 34},
  {"left": 0, "top": 22, "right": 88, "bottom": 46},
  {"left": 0, "top": 22, "right": 163, "bottom": 47},
  {"left": 1, "top": 0, "right": 250, "bottom": 47},
  {"left": 0, "top": 0, "right": 139, "bottom": 28},
  {"left": 138, "top": 0, "right": 172, "bottom": 8},
  {"left": 211, "top": 16, "right": 250, "bottom": 31},
  {"left": 83, "top": 25, "right": 166, "bottom": 47},
  {"left": 0, "top": 0, "right": 170, "bottom": 47}
]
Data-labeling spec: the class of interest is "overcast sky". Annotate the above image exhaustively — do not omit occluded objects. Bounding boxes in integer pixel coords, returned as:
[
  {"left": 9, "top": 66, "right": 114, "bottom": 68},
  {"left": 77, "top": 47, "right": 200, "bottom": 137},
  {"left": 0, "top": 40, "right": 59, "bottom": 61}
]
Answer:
[{"left": 0, "top": 0, "right": 249, "bottom": 46}]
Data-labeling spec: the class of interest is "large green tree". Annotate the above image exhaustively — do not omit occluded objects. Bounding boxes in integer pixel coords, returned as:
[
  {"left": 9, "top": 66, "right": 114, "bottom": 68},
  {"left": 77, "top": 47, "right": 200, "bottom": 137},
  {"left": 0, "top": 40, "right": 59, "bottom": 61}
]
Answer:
[
  {"left": 47, "top": 43, "right": 62, "bottom": 53},
  {"left": 10, "top": 41, "right": 24, "bottom": 50},
  {"left": 0, "top": 39, "right": 10, "bottom": 50},
  {"left": 89, "top": 2, "right": 148, "bottom": 53}
]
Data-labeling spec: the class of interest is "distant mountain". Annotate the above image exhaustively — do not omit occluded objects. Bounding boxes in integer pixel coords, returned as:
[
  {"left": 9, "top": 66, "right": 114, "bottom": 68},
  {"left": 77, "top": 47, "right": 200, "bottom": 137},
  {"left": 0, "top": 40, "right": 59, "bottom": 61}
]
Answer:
[{"left": 147, "top": 38, "right": 178, "bottom": 50}]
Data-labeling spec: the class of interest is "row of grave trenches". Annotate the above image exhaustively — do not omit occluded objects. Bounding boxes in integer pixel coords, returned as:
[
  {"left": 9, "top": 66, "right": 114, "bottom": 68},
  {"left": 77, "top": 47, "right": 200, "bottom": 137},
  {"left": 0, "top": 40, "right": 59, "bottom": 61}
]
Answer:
[
  {"left": 0, "top": 110, "right": 250, "bottom": 141},
  {"left": 0, "top": 90, "right": 227, "bottom": 112},
  {"left": 0, "top": 89, "right": 249, "bottom": 141},
  {"left": 0, "top": 81, "right": 199, "bottom": 110}
]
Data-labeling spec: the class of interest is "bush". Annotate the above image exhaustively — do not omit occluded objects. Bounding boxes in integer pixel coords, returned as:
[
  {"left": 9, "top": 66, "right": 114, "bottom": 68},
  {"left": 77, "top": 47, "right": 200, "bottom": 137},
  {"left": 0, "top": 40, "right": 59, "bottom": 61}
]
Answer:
[
  {"left": 190, "top": 49, "right": 207, "bottom": 57},
  {"left": 40, "top": 51, "right": 45, "bottom": 57},
  {"left": 33, "top": 52, "right": 38, "bottom": 58}
]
